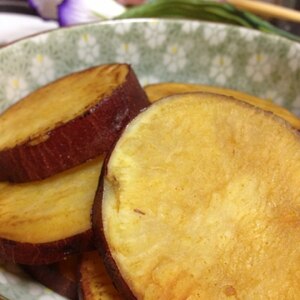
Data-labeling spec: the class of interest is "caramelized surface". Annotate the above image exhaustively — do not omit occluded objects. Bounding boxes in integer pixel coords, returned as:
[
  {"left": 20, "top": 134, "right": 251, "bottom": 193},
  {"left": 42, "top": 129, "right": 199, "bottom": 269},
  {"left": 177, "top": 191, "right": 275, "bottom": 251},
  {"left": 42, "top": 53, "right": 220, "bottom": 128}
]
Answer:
[
  {"left": 0, "top": 64, "right": 128, "bottom": 149},
  {"left": 80, "top": 251, "right": 121, "bottom": 300},
  {"left": 0, "top": 157, "right": 102, "bottom": 243},
  {"left": 102, "top": 93, "right": 300, "bottom": 299},
  {"left": 145, "top": 82, "right": 300, "bottom": 129}
]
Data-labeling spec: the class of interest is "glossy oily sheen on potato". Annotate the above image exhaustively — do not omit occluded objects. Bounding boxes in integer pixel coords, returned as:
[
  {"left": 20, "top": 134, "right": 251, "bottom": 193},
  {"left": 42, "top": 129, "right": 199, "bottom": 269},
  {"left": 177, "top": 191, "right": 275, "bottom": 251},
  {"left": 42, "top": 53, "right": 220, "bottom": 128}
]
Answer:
[
  {"left": 93, "top": 93, "right": 300, "bottom": 299},
  {"left": 0, "top": 157, "right": 103, "bottom": 265},
  {"left": 144, "top": 82, "right": 300, "bottom": 129},
  {"left": 0, "top": 64, "right": 149, "bottom": 183}
]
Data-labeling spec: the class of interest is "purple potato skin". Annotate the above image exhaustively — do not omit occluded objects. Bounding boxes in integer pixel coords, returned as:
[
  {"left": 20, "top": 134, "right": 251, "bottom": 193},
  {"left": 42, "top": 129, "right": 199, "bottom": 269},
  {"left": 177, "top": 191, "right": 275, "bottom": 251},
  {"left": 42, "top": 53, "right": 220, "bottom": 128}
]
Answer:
[
  {"left": 92, "top": 152, "right": 137, "bottom": 300},
  {"left": 0, "top": 229, "right": 93, "bottom": 265},
  {"left": 0, "top": 64, "right": 150, "bottom": 183}
]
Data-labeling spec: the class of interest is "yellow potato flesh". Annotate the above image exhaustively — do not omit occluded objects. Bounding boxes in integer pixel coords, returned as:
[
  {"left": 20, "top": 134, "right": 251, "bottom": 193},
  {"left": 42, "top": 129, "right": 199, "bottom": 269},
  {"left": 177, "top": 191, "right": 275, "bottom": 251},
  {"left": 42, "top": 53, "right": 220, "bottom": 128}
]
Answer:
[
  {"left": 103, "top": 93, "right": 300, "bottom": 299},
  {"left": 80, "top": 251, "right": 121, "bottom": 300},
  {"left": 0, "top": 157, "right": 102, "bottom": 243},
  {"left": 144, "top": 82, "right": 300, "bottom": 129},
  {"left": 0, "top": 64, "right": 127, "bottom": 149}
]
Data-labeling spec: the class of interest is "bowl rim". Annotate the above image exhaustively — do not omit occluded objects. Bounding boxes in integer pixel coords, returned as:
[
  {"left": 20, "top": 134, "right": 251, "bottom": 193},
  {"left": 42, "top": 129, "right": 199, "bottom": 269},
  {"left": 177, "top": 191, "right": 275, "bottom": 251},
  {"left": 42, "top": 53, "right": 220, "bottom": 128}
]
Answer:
[{"left": 1, "top": 17, "right": 298, "bottom": 52}]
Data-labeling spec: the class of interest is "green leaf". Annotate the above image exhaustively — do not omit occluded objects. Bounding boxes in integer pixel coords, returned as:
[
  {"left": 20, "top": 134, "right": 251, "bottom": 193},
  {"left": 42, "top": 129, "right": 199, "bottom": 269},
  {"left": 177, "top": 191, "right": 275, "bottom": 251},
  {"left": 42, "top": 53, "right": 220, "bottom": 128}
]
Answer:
[{"left": 116, "top": 0, "right": 300, "bottom": 42}]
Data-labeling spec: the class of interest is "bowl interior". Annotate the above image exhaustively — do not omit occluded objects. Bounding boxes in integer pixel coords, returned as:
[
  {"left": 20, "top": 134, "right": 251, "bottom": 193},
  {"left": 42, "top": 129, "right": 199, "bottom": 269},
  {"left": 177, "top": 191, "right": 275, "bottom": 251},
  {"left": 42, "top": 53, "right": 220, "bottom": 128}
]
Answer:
[
  {"left": 0, "top": 19, "right": 300, "bottom": 300},
  {"left": 1, "top": 19, "right": 300, "bottom": 114}
]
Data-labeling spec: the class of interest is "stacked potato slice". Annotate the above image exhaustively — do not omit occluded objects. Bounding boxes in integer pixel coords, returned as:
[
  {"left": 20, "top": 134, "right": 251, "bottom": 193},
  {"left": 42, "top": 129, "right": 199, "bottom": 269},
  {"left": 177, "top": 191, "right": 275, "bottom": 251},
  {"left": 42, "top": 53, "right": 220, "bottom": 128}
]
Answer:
[
  {"left": 94, "top": 92, "right": 300, "bottom": 299},
  {"left": 0, "top": 64, "right": 149, "bottom": 183},
  {"left": 79, "top": 251, "right": 121, "bottom": 300},
  {"left": 1, "top": 68, "right": 300, "bottom": 300},
  {"left": 0, "top": 64, "right": 148, "bottom": 261}
]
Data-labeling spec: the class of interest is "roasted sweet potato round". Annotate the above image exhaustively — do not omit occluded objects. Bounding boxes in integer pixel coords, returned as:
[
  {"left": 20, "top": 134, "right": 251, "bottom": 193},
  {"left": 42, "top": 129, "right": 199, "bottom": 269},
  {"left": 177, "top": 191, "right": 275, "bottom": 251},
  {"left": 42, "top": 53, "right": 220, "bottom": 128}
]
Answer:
[
  {"left": 93, "top": 93, "right": 300, "bottom": 299},
  {"left": 79, "top": 251, "right": 121, "bottom": 300},
  {"left": 0, "top": 157, "right": 102, "bottom": 265},
  {"left": 0, "top": 64, "right": 149, "bottom": 183},
  {"left": 144, "top": 82, "right": 300, "bottom": 129}
]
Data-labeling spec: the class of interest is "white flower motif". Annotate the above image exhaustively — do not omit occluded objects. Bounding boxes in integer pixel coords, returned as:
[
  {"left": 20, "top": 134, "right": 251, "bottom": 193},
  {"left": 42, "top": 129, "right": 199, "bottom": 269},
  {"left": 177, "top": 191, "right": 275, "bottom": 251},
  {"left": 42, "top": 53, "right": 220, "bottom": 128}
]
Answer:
[
  {"left": 209, "top": 55, "right": 233, "bottom": 85},
  {"left": 77, "top": 34, "right": 100, "bottom": 64},
  {"left": 262, "top": 90, "right": 276, "bottom": 102},
  {"left": 28, "top": 282, "right": 44, "bottom": 296},
  {"left": 6, "top": 77, "right": 29, "bottom": 104},
  {"left": 291, "top": 94, "right": 300, "bottom": 116},
  {"left": 246, "top": 53, "right": 271, "bottom": 82},
  {"left": 203, "top": 26, "right": 227, "bottom": 45},
  {"left": 4, "top": 271, "right": 22, "bottom": 285},
  {"left": 182, "top": 21, "right": 200, "bottom": 33},
  {"left": 30, "top": 54, "right": 55, "bottom": 85},
  {"left": 139, "top": 75, "right": 160, "bottom": 87},
  {"left": 53, "top": 293, "right": 65, "bottom": 300},
  {"left": 31, "top": 34, "right": 49, "bottom": 44},
  {"left": 262, "top": 90, "right": 285, "bottom": 106},
  {"left": 115, "top": 22, "right": 132, "bottom": 35},
  {"left": 287, "top": 43, "right": 300, "bottom": 72},
  {"left": 116, "top": 42, "right": 140, "bottom": 65},
  {"left": 294, "top": 94, "right": 300, "bottom": 107},
  {"left": 0, "top": 270, "right": 7, "bottom": 284},
  {"left": 53, "top": 30, "right": 66, "bottom": 44},
  {"left": 163, "top": 44, "right": 187, "bottom": 73},
  {"left": 38, "top": 294, "right": 62, "bottom": 300},
  {"left": 144, "top": 22, "right": 167, "bottom": 48},
  {"left": 241, "top": 28, "right": 260, "bottom": 42}
]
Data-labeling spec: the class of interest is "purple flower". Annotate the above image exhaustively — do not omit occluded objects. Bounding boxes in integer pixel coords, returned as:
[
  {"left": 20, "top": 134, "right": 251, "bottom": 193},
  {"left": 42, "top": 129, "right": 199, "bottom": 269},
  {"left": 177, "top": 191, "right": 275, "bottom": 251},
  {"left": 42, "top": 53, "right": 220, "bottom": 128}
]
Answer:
[
  {"left": 28, "top": 0, "right": 63, "bottom": 20},
  {"left": 58, "top": 0, "right": 126, "bottom": 26},
  {"left": 28, "top": 0, "right": 126, "bottom": 25}
]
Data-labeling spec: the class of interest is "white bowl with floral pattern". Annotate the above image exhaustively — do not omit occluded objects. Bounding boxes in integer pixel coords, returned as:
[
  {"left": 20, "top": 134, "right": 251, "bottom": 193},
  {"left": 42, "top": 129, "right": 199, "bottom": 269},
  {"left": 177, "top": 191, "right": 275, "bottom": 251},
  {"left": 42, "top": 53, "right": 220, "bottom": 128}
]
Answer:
[{"left": 0, "top": 19, "right": 299, "bottom": 300}]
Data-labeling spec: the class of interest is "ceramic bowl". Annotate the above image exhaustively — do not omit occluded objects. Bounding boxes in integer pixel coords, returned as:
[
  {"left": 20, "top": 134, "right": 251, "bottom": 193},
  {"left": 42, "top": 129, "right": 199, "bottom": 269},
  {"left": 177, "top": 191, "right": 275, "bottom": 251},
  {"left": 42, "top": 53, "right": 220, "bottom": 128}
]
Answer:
[{"left": 0, "top": 19, "right": 299, "bottom": 300}]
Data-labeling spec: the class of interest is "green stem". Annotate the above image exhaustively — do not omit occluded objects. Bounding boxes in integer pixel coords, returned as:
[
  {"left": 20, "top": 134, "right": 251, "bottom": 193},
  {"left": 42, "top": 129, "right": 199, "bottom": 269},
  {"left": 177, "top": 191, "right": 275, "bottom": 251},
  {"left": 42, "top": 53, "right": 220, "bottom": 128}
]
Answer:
[{"left": 115, "top": 0, "right": 300, "bottom": 42}]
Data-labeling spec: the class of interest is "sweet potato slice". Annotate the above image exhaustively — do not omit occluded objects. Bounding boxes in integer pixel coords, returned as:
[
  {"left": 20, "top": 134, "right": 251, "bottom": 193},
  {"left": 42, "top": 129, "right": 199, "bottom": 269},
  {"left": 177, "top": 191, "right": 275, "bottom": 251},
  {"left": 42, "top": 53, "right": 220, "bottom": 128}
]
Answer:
[
  {"left": 93, "top": 93, "right": 300, "bottom": 299},
  {"left": 0, "top": 156, "right": 103, "bottom": 265},
  {"left": 0, "top": 64, "right": 149, "bottom": 183},
  {"left": 144, "top": 82, "right": 300, "bottom": 129},
  {"left": 79, "top": 251, "right": 121, "bottom": 300},
  {"left": 23, "top": 255, "right": 79, "bottom": 300}
]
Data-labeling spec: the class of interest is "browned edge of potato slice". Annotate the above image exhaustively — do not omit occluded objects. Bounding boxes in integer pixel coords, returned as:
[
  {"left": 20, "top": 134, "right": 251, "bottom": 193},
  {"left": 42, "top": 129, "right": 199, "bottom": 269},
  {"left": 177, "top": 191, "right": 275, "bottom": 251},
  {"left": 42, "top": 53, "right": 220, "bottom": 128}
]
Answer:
[
  {"left": 92, "top": 152, "right": 135, "bottom": 300},
  {"left": 79, "top": 251, "right": 121, "bottom": 300},
  {"left": 0, "top": 64, "right": 150, "bottom": 183},
  {"left": 22, "top": 255, "right": 79, "bottom": 300},
  {"left": 0, "top": 157, "right": 102, "bottom": 265},
  {"left": 1, "top": 231, "right": 92, "bottom": 267},
  {"left": 144, "top": 82, "right": 300, "bottom": 129},
  {"left": 93, "top": 92, "right": 300, "bottom": 299}
]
